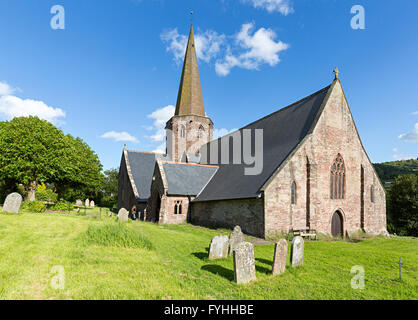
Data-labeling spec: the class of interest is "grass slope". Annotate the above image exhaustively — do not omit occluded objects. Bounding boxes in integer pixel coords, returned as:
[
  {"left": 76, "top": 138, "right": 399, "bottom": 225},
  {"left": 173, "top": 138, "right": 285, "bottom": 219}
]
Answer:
[{"left": 0, "top": 212, "right": 416, "bottom": 300}]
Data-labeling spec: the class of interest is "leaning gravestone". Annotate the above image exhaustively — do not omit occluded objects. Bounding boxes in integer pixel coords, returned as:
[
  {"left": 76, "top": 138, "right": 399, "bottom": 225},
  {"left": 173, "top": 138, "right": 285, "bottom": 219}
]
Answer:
[
  {"left": 2, "top": 193, "right": 23, "bottom": 214},
  {"left": 290, "top": 236, "right": 304, "bottom": 267},
  {"left": 90, "top": 200, "right": 95, "bottom": 208},
  {"left": 233, "top": 241, "right": 256, "bottom": 284},
  {"left": 272, "top": 239, "right": 288, "bottom": 275},
  {"left": 85, "top": 199, "right": 90, "bottom": 207},
  {"left": 208, "top": 235, "right": 229, "bottom": 260},
  {"left": 117, "top": 208, "right": 129, "bottom": 222},
  {"left": 228, "top": 225, "right": 245, "bottom": 256},
  {"left": 76, "top": 199, "right": 82, "bottom": 206}
]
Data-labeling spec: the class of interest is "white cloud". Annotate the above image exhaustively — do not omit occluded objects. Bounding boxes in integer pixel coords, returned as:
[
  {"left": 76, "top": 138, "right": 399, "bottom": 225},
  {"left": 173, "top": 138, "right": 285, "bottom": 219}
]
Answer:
[
  {"left": 216, "top": 23, "right": 289, "bottom": 76},
  {"left": 392, "top": 153, "right": 414, "bottom": 161},
  {"left": 213, "top": 127, "right": 239, "bottom": 139},
  {"left": 241, "top": 0, "right": 294, "bottom": 15},
  {"left": 161, "top": 28, "right": 226, "bottom": 64},
  {"left": 0, "top": 81, "right": 16, "bottom": 96},
  {"left": 412, "top": 111, "right": 418, "bottom": 115},
  {"left": 392, "top": 148, "right": 398, "bottom": 152},
  {"left": 398, "top": 123, "right": 418, "bottom": 142},
  {"left": 162, "top": 23, "right": 289, "bottom": 77},
  {"left": 146, "top": 105, "right": 175, "bottom": 142},
  {"left": 152, "top": 143, "right": 166, "bottom": 154},
  {"left": 101, "top": 131, "right": 139, "bottom": 143}
]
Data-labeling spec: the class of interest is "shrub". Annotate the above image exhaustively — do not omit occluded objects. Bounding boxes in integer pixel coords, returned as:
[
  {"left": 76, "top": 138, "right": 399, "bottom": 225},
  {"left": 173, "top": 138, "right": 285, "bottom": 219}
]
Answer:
[
  {"left": 35, "top": 186, "right": 58, "bottom": 202},
  {"left": 81, "top": 223, "right": 153, "bottom": 249},
  {"left": 21, "top": 201, "right": 46, "bottom": 213},
  {"left": 50, "top": 202, "right": 74, "bottom": 212}
]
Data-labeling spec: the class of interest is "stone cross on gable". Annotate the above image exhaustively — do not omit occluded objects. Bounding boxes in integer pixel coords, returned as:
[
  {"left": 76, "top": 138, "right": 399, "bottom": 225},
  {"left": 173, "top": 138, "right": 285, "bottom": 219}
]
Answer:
[
  {"left": 333, "top": 67, "right": 340, "bottom": 79},
  {"left": 397, "top": 257, "right": 403, "bottom": 281}
]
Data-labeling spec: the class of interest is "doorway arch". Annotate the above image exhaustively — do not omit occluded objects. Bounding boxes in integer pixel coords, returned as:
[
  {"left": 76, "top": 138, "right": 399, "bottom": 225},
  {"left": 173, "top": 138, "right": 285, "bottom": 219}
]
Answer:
[
  {"left": 150, "top": 190, "right": 161, "bottom": 223},
  {"left": 331, "top": 211, "right": 344, "bottom": 237}
]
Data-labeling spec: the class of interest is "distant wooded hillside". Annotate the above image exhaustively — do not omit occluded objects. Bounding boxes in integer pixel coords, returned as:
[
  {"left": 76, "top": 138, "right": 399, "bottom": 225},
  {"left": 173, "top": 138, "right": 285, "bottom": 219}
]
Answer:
[{"left": 373, "top": 159, "right": 418, "bottom": 182}]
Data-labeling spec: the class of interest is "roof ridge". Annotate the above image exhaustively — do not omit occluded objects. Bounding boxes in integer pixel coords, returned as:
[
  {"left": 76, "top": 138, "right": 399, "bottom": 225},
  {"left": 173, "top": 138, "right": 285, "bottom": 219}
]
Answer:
[
  {"left": 161, "top": 160, "right": 218, "bottom": 168},
  {"left": 127, "top": 150, "right": 164, "bottom": 155}
]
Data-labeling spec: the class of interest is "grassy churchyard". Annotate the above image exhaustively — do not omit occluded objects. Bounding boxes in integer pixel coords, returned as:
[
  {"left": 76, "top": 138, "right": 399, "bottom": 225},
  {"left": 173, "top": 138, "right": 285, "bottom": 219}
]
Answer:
[{"left": 0, "top": 208, "right": 416, "bottom": 300}]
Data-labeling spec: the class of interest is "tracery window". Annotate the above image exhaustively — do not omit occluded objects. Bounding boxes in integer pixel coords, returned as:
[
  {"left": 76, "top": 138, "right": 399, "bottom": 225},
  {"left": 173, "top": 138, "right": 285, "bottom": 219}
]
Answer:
[{"left": 330, "top": 154, "right": 345, "bottom": 200}]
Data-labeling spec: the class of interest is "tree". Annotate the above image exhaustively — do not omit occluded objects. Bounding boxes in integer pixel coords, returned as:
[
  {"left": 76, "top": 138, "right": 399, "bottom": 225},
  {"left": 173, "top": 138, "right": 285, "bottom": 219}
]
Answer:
[
  {"left": 0, "top": 116, "right": 103, "bottom": 201},
  {"left": 100, "top": 168, "right": 118, "bottom": 209},
  {"left": 387, "top": 173, "right": 418, "bottom": 236}
]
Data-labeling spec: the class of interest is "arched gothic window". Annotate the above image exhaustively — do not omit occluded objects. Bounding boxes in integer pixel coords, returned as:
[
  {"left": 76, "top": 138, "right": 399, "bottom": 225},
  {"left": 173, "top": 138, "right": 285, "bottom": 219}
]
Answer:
[
  {"left": 330, "top": 154, "right": 345, "bottom": 200},
  {"left": 174, "top": 202, "right": 178, "bottom": 214},
  {"left": 370, "top": 185, "right": 375, "bottom": 203},
  {"left": 198, "top": 125, "right": 204, "bottom": 139},
  {"left": 291, "top": 181, "right": 297, "bottom": 205},
  {"left": 180, "top": 125, "right": 186, "bottom": 138}
]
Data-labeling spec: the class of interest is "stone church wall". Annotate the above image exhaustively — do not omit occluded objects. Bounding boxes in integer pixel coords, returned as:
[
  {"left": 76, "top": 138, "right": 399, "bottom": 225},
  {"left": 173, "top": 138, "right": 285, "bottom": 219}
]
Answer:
[
  {"left": 263, "top": 81, "right": 387, "bottom": 237},
  {"left": 192, "top": 197, "right": 265, "bottom": 238}
]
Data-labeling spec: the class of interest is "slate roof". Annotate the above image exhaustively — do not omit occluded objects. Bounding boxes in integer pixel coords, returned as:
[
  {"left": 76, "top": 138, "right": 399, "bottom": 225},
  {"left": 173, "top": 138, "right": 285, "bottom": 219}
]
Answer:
[
  {"left": 161, "top": 162, "right": 218, "bottom": 196},
  {"left": 194, "top": 85, "right": 331, "bottom": 202},
  {"left": 126, "top": 151, "right": 164, "bottom": 202}
]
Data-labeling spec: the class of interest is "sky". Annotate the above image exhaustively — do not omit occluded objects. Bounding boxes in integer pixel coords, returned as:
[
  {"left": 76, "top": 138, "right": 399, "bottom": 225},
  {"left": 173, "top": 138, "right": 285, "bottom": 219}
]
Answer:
[{"left": 0, "top": 0, "right": 417, "bottom": 170}]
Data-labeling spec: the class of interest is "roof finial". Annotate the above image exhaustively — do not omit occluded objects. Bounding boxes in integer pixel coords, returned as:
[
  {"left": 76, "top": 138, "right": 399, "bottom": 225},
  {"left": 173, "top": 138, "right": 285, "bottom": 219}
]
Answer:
[
  {"left": 124, "top": 144, "right": 127, "bottom": 150},
  {"left": 190, "top": 10, "right": 193, "bottom": 24},
  {"left": 333, "top": 67, "right": 340, "bottom": 79}
]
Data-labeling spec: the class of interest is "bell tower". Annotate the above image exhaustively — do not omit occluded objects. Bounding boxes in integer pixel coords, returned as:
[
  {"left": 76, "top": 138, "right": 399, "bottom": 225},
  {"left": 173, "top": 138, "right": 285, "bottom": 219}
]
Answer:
[{"left": 165, "top": 24, "right": 213, "bottom": 161}]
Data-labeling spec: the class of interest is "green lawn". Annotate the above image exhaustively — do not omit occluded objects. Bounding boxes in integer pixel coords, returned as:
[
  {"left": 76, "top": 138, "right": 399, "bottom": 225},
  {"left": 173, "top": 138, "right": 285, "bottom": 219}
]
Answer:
[{"left": 0, "top": 210, "right": 416, "bottom": 300}]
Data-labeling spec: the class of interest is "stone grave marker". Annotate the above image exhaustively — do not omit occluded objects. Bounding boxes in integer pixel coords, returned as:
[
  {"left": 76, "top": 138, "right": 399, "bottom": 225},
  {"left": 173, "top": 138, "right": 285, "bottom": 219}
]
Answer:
[
  {"left": 208, "top": 235, "right": 229, "bottom": 260},
  {"left": 117, "top": 208, "right": 129, "bottom": 222},
  {"left": 90, "top": 200, "right": 95, "bottom": 208},
  {"left": 85, "top": 199, "right": 90, "bottom": 207},
  {"left": 233, "top": 241, "right": 256, "bottom": 284},
  {"left": 272, "top": 239, "right": 288, "bottom": 275},
  {"left": 2, "top": 193, "right": 23, "bottom": 214},
  {"left": 228, "top": 225, "right": 245, "bottom": 256},
  {"left": 291, "top": 236, "right": 304, "bottom": 267},
  {"left": 76, "top": 199, "right": 82, "bottom": 206}
]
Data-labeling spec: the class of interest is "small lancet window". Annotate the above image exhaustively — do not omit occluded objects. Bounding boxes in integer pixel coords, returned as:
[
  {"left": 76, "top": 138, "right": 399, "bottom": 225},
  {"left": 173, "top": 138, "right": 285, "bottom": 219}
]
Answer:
[
  {"left": 180, "top": 125, "right": 186, "bottom": 138},
  {"left": 291, "top": 181, "right": 297, "bottom": 205},
  {"left": 174, "top": 203, "right": 178, "bottom": 214},
  {"left": 330, "top": 154, "right": 345, "bottom": 200},
  {"left": 179, "top": 202, "right": 182, "bottom": 214},
  {"left": 370, "top": 185, "right": 375, "bottom": 203},
  {"left": 198, "top": 125, "right": 204, "bottom": 139}
]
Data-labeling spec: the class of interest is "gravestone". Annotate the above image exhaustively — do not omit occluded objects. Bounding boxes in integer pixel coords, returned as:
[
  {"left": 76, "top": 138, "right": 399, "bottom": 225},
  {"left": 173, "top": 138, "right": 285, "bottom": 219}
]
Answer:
[
  {"left": 208, "top": 235, "right": 229, "bottom": 260},
  {"left": 233, "top": 242, "right": 256, "bottom": 284},
  {"left": 76, "top": 199, "right": 82, "bottom": 207},
  {"left": 272, "top": 239, "right": 288, "bottom": 275},
  {"left": 2, "top": 193, "right": 23, "bottom": 214},
  {"left": 290, "top": 236, "right": 304, "bottom": 267},
  {"left": 85, "top": 199, "right": 90, "bottom": 207},
  {"left": 90, "top": 200, "right": 95, "bottom": 208},
  {"left": 228, "top": 225, "right": 245, "bottom": 256},
  {"left": 117, "top": 208, "right": 129, "bottom": 222}
]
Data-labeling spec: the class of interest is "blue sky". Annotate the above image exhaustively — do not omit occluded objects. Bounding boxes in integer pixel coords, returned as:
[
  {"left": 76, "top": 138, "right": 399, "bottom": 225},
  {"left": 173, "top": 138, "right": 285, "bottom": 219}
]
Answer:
[{"left": 0, "top": 0, "right": 417, "bottom": 170}]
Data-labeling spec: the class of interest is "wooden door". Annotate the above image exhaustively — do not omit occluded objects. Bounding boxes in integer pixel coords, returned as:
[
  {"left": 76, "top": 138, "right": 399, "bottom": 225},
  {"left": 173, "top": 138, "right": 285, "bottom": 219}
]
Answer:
[{"left": 331, "top": 211, "right": 343, "bottom": 237}]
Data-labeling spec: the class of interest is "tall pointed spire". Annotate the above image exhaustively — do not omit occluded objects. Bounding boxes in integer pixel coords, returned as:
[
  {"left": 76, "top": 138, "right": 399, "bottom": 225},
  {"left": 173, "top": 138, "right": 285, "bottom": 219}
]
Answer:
[{"left": 174, "top": 24, "right": 205, "bottom": 117}]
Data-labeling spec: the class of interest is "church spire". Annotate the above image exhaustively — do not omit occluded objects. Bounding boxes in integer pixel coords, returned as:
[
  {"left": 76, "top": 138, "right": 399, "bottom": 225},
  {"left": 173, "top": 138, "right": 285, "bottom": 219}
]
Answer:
[{"left": 174, "top": 24, "right": 205, "bottom": 117}]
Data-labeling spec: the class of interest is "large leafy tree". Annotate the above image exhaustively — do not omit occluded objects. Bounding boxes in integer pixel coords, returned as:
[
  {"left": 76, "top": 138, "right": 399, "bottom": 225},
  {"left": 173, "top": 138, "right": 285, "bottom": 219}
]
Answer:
[
  {"left": 0, "top": 116, "right": 103, "bottom": 201},
  {"left": 387, "top": 173, "right": 418, "bottom": 236}
]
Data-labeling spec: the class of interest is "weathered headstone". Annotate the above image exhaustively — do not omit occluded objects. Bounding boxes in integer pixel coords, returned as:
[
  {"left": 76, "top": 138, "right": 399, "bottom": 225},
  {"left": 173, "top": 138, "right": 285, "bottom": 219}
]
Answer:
[
  {"left": 233, "top": 242, "right": 256, "bottom": 284},
  {"left": 290, "top": 236, "right": 304, "bottom": 267},
  {"left": 272, "top": 239, "right": 288, "bottom": 275},
  {"left": 85, "top": 199, "right": 90, "bottom": 207},
  {"left": 228, "top": 225, "right": 245, "bottom": 256},
  {"left": 90, "top": 200, "right": 95, "bottom": 208},
  {"left": 76, "top": 199, "right": 82, "bottom": 206},
  {"left": 208, "top": 235, "right": 229, "bottom": 260},
  {"left": 117, "top": 208, "right": 129, "bottom": 222},
  {"left": 2, "top": 193, "right": 23, "bottom": 214}
]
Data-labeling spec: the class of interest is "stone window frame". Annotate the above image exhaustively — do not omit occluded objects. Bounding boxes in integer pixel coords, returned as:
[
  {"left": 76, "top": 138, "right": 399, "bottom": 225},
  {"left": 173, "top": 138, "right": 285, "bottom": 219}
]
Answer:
[
  {"left": 330, "top": 153, "right": 345, "bottom": 200},
  {"left": 174, "top": 201, "right": 183, "bottom": 214},
  {"left": 198, "top": 125, "right": 205, "bottom": 139},
  {"left": 180, "top": 125, "right": 186, "bottom": 138},
  {"left": 291, "top": 181, "right": 297, "bottom": 205},
  {"left": 370, "top": 185, "right": 375, "bottom": 203}
]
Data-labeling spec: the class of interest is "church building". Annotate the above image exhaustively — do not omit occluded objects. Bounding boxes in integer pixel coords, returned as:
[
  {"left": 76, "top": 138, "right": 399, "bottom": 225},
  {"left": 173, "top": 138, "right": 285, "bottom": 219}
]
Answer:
[{"left": 118, "top": 24, "right": 388, "bottom": 239}]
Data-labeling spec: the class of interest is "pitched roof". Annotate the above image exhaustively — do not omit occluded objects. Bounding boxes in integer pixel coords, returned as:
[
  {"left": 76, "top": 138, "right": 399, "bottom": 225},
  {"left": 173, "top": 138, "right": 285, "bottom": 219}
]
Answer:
[
  {"left": 126, "top": 151, "right": 163, "bottom": 202},
  {"left": 161, "top": 162, "right": 218, "bottom": 196},
  {"left": 194, "top": 85, "right": 331, "bottom": 202},
  {"left": 174, "top": 25, "right": 206, "bottom": 117}
]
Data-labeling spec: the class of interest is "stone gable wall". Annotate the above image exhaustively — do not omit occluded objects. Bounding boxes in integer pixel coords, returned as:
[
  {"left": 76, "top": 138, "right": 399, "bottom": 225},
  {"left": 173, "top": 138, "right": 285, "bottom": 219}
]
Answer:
[{"left": 264, "top": 81, "right": 387, "bottom": 237}]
